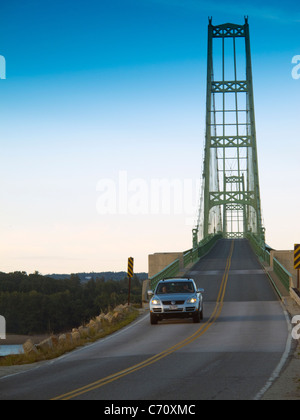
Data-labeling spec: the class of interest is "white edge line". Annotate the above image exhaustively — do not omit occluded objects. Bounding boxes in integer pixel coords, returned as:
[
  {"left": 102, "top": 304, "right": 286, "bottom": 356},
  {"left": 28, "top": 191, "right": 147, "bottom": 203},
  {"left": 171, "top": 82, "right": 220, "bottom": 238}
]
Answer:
[
  {"left": 253, "top": 305, "right": 293, "bottom": 400},
  {"left": 48, "top": 312, "right": 149, "bottom": 363},
  {"left": 0, "top": 312, "right": 149, "bottom": 381}
]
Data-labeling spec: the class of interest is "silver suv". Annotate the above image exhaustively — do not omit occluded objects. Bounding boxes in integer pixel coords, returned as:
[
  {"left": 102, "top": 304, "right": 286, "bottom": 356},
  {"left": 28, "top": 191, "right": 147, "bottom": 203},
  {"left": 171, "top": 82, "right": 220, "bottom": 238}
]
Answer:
[{"left": 148, "top": 278, "right": 204, "bottom": 325}]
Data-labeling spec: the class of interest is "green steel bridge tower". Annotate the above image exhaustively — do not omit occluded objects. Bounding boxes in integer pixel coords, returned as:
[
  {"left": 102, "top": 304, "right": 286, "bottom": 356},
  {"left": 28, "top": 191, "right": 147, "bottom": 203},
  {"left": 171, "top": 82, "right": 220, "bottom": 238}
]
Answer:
[{"left": 194, "top": 18, "right": 265, "bottom": 247}]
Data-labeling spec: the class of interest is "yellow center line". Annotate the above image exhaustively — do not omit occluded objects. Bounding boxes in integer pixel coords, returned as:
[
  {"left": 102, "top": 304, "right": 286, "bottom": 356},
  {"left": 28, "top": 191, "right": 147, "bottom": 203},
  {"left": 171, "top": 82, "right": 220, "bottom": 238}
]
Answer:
[{"left": 52, "top": 240, "right": 235, "bottom": 400}]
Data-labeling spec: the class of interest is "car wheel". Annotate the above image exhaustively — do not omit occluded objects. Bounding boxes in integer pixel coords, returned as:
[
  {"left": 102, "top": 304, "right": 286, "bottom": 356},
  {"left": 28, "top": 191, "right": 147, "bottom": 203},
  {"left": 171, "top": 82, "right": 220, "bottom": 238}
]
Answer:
[
  {"left": 150, "top": 313, "right": 158, "bottom": 325},
  {"left": 193, "top": 311, "right": 201, "bottom": 323},
  {"left": 200, "top": 308, "right": 204, "bottom": 320}
]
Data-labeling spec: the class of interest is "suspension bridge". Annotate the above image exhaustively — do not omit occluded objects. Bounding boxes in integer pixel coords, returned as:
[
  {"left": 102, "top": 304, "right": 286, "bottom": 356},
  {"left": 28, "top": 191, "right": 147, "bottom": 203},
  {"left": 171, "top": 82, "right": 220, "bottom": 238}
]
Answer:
[
  {"left": 1, "top": 18, "right": 298, "bottom": 402},
  {"left": 148, "top": 17, "right": 297, "bottom": 298}
]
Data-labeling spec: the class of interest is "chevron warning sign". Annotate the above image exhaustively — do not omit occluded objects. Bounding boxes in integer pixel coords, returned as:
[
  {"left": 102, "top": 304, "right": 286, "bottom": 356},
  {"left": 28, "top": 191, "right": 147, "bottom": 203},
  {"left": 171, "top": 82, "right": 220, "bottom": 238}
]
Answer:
[
  {"left": 294, "top": 244, "right": 300, "bottom": 269},
  {"left": 127, "top": 257, "right": 134, "bottom": 278}
]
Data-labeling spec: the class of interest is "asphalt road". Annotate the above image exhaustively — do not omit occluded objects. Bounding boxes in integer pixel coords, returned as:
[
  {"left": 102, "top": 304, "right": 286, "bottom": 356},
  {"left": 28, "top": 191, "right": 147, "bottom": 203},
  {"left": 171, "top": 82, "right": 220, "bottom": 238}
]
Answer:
[{"left": 0, "top": 239, "right": 291, "bottom": 400}]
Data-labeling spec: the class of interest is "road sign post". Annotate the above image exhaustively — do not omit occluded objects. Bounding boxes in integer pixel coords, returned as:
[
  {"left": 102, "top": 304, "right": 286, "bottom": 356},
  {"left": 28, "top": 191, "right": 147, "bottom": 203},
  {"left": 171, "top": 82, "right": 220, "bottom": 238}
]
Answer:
[
  {"left": 127, "top": 257, "right": 134, "bottom": 305},
  {"left": 294, "top": 244, "right": 300, "bottom": 289}
]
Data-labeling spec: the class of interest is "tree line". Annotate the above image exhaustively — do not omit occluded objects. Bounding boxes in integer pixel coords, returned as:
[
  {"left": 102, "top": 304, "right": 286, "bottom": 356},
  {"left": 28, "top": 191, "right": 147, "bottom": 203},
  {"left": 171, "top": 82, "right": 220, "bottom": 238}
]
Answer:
[{"left": 0, "top": 271, "right": 143, "bottom": 335}]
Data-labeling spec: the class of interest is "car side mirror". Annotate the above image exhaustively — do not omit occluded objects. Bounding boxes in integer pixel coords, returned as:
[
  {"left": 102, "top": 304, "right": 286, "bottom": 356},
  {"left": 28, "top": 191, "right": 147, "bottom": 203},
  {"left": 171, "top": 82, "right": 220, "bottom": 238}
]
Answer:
[
  {"left": 197, "top": 288, "right": 204, "bottom": 294},
  {"left": 147, "top": 290, "right": 154, "bottom": 299}
]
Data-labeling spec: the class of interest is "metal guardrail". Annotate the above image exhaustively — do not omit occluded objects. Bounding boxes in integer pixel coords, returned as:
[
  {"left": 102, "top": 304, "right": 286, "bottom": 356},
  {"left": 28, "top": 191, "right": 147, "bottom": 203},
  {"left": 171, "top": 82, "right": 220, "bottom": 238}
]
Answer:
[
  {"left": 273, "top": 257, "right": 290, "bottom": 292},
  {"left": 246, "top": 233, "right": 291, "bottom": 292},
  {"left": 246, "top": 233, "right": 270, "bottom": 265},
  {"left": 149, "top": 259, "right": 180, "bottom": 291},
  {"left": 183, "top": 234, "right": 223, "bottom": 268}
]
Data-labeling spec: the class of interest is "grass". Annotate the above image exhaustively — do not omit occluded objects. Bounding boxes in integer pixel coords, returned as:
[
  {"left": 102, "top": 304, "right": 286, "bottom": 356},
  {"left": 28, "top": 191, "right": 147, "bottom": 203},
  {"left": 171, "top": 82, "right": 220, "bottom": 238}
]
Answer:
[{"left": 0, "top": 308, "right": 140, "bottom": 366}]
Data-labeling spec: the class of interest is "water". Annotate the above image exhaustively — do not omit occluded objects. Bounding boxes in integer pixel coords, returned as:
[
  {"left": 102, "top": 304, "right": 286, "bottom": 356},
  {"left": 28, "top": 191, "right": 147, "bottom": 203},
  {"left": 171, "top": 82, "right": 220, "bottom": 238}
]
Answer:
[{"left": 0, "top": 345, "right": 24, "bottom": 356}]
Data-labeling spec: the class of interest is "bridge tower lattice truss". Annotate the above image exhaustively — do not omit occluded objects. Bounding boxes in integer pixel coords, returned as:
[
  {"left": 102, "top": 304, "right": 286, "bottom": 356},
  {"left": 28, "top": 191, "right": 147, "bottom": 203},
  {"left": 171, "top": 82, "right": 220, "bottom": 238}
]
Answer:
[{"left": 194, "top": 18, "right": 265, "bottom": 245}]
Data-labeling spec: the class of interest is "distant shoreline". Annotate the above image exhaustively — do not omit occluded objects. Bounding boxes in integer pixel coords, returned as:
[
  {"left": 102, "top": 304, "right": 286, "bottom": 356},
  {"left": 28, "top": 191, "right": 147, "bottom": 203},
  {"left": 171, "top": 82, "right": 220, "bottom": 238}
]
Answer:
[{"left": 0, "top": 334, "right": 49, "bottom": 345}]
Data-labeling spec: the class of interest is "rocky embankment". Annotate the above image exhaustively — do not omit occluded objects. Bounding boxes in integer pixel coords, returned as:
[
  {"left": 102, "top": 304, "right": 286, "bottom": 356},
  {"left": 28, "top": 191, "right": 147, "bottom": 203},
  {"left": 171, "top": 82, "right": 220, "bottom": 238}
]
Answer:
[{"left": 22, "top": 304, "right": 136, "bottom": 356}]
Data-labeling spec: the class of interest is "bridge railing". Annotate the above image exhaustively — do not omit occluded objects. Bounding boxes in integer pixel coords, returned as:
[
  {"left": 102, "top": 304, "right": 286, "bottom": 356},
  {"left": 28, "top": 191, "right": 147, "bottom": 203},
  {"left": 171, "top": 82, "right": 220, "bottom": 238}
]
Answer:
[
  {"left": 246, "top": 233, "right": 271, "bottom": 265},
  {"left": 183, "top": 234, "right": 223, "bottom": 268},
  {"left": 149, "top": 259, "right": 180, "bottom": 291},
  {"left": 149, "top": 234, "right": 222, "bottom": 291},
  {"left": 273, "top": 257, "right": 291, "bottom": 292},
  {"left": 246, "top": 233, "right": 291, "bottom": 292}
]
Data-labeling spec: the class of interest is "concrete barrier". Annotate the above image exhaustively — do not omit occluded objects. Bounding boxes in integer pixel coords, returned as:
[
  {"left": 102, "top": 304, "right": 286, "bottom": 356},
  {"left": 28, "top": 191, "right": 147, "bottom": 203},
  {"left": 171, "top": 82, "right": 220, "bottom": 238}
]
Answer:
[{"left": 148, "top": 252, "right": 184, "bottom": 279}]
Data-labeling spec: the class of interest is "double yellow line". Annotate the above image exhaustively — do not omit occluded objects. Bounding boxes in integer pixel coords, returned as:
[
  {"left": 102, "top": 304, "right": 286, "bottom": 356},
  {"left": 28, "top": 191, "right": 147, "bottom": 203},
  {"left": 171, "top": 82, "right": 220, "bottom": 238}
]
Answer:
[{"left": 52, "top": 240, "right": 235, "bottom": 400}]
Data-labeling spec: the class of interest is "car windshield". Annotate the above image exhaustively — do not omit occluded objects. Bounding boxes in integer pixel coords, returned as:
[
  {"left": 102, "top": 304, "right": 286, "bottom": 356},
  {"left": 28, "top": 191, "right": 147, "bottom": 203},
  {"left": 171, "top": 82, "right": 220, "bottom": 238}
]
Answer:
[{"left": 156, "top": 282, "right": 195, "bottom": 294}]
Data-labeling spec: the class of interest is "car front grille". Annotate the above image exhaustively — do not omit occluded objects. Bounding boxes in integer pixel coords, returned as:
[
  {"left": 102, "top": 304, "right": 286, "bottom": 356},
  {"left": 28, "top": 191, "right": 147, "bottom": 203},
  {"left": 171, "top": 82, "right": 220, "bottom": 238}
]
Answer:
[
  {"left": 164, "top": 308, "right": 184, "bottom": 312},
  {"left": 162, "top": 300, "right": 185, "bottom": 305}
]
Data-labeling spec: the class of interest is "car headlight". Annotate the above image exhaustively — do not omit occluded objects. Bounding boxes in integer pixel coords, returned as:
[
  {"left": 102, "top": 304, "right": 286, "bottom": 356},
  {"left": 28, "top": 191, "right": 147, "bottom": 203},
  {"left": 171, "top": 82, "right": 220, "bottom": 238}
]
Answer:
[
  {"left": 186, "top": 297, "right": 197, "bottom": 304},
  {"left": 151, "top": 298, "right": 161, "bottom": 305}
]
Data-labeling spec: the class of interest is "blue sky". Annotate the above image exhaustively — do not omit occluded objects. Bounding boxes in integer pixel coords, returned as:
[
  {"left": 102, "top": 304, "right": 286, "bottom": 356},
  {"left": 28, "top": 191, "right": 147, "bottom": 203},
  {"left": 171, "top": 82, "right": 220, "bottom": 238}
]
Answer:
[{"left": 0, "top": 0, "right": 299, "bottom": 274}]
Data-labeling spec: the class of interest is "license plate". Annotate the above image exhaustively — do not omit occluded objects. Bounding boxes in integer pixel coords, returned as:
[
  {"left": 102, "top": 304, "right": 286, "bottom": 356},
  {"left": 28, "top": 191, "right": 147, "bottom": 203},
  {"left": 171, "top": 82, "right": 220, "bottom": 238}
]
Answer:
[{"left": 169, "top": 305, "right": 178, "bottom": 310}]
